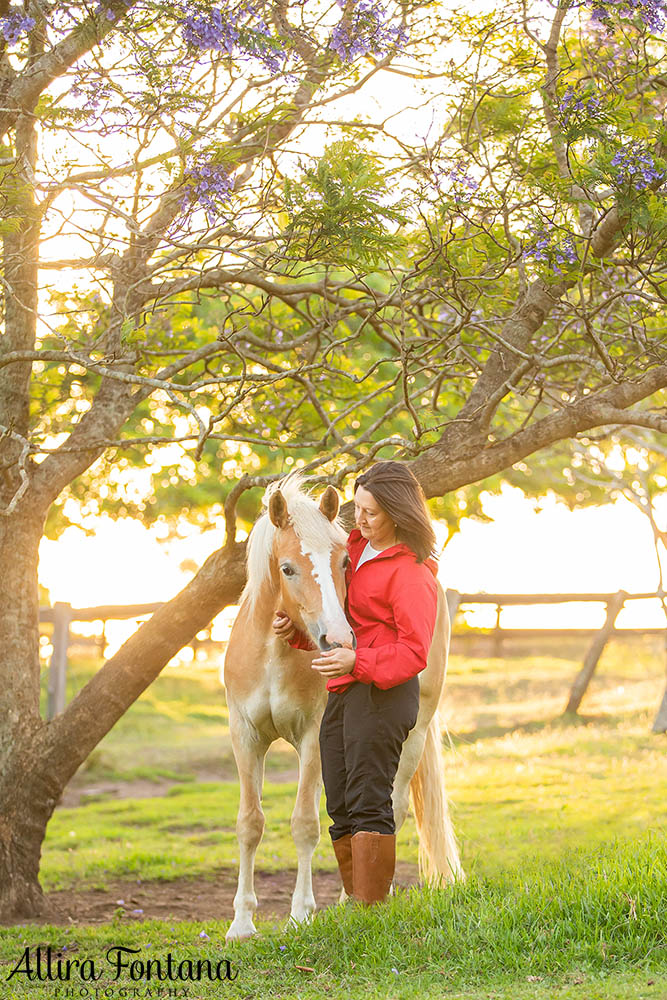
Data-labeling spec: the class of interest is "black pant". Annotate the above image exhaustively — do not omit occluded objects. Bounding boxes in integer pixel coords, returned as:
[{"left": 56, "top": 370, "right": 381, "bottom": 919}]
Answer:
[{"left": 319, "top": 677, "right": 420, "bottom": 840}]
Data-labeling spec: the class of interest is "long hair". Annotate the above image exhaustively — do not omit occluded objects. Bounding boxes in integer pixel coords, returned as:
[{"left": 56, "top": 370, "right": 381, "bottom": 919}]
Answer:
[{"left": 354, "top": 461, "right": 437, "bottom": 564}]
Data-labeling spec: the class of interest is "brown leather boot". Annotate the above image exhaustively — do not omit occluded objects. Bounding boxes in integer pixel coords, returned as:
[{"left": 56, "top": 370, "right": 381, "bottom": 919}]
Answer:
[
  {"left": 332, "top": 834, "right": 354, "bottom": 897},
  {"left": 350, "top": 830, "right": 395, "bottom": 905}
]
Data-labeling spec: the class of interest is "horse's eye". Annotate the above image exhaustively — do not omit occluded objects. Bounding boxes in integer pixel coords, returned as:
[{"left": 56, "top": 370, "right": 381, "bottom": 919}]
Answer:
[
  {"left": 281, "top": 565, "right": 295, "bottom": 578},
  {"left": 342, "top": 555, "right": 350, "bottom": 569}
]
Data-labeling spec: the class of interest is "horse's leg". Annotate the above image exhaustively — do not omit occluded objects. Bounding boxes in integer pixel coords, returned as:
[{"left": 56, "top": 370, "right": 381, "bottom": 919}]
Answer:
[
  {"left": 226, "top": 708, "right": 271, "bottom": 942},
  {"left": 288, "top": 725, "right": 322, "bottom": 924},
  {"left": 392, "top": 719, "right": 428, "bottom": 834}
]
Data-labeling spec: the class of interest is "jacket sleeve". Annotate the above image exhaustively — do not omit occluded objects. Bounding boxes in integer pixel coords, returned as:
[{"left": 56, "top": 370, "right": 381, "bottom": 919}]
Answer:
[
  {"left": 287, "top": 628, "right": 317, "bottom": 652},
  {"left": 350, "top": 565, "right": 438, "bottom": 689}
]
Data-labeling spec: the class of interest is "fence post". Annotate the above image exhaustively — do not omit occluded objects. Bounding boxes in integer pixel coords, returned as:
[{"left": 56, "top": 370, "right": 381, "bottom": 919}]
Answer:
[
  {"left": 564, "top": 590, "right": 626, "bottom": 716},
  {"left": 446, "top": 589, "right": 461, "bottom": 624},
  {"left": 652, "top": 629, "right": 667, "bottom": 734},
  {"left": 47, "top": 602, "right": 71, "bottom": 720},
  {"left": 493, "top": 603, "right": 503, "bottom": 658}
]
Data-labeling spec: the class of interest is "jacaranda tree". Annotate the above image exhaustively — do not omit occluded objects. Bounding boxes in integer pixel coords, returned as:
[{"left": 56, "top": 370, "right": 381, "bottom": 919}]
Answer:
[{"left": 0, "top": 0, "right": 665, "bottom": 916}]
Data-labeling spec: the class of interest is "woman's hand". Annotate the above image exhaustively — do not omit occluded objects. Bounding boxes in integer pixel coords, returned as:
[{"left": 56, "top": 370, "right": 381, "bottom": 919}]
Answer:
[
  {"left": 273, "top": 611, "right": 296, "bottom": 642},
  {"left": 311, "top": 647, "right": 356, "bottom": 679}
]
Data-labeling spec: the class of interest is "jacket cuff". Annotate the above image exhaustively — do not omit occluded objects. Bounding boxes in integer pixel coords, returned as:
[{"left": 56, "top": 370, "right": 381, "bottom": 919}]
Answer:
[
  {"left": 351, "top": 648, "right": 377, "bottom": 684},
  {"left": 287, "top": 628, "right": 317, "bottom": 651}
]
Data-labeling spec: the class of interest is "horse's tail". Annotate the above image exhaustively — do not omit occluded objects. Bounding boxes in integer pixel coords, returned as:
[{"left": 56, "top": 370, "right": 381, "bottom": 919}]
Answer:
[{"left": 409, "top": 709, "right": 464, "bottom": 884}]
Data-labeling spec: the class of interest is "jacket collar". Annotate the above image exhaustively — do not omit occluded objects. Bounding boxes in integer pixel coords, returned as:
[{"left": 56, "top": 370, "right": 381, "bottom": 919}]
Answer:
[{"left": 347, "top": 528, "right": 438, "bottom": 577}]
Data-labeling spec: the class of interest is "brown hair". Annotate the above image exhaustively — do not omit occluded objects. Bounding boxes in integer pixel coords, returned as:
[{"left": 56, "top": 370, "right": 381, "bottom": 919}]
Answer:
[{"left": 354, "top": 461, "right": 437, "bottom": 564}]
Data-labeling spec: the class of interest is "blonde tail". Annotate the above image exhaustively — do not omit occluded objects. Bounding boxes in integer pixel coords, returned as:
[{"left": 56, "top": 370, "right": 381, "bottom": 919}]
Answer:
[{"left": 409, "top": 710, "right": 464, "bottom": 884}]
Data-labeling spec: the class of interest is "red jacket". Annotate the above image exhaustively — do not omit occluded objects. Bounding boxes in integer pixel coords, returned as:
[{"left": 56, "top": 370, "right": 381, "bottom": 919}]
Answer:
[{"left": 288, "top": 528, "right": 438, "bottom": 694}]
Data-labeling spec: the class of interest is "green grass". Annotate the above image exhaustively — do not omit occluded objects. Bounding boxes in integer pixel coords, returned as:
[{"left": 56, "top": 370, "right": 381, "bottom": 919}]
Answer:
[
  {"left": 5, "top": 636, "right": 664, "bottom": 998},
  {"left": 1, "top": 839, "right": 665, "bottom": 998}
]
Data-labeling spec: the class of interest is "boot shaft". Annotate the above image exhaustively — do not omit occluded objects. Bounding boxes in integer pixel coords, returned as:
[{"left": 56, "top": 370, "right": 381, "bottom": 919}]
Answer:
[{"left": 350, "top": 830, "right": 396, "bottom": 905}]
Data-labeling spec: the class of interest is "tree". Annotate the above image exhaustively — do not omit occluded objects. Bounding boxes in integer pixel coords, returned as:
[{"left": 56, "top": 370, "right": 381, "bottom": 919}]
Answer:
[
  {"left": 544, "top": 428, "right": 667, "bottom": 727},
  {"left": 1, "top": 0, "right": 666, "bottom": 918}
]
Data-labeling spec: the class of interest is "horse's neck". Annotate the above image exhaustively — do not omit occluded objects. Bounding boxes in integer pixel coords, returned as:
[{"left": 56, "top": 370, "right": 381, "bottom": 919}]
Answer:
[{"left": 243, "top": 574, "right": 279, "bottom": 624}]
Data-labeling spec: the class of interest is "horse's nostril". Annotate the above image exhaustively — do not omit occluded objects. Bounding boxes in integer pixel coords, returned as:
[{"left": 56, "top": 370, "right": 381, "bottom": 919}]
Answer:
[{"left": 318, "top": 633, "right": 344, "bottom": 651}]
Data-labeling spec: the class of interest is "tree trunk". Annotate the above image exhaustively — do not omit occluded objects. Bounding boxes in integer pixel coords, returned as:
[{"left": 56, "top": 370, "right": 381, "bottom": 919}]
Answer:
[
  {"left": 0, "top": 532, "right": 247, "bottom": 921},
  {"left": 0, "top": 509, "right": 51, "bottom": 920},
  {"left": 0, "top": 740, "right": 59, "bottom": 920}
]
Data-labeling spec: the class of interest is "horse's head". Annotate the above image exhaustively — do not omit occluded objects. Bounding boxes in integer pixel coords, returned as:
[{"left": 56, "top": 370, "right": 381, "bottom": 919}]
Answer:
[{"left": 266, "top": 479, "right": 355, "bottom": 651}]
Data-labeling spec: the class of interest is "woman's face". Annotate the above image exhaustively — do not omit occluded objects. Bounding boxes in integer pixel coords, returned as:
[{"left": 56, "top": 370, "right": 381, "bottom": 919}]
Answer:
[{"left": 354, "top": 485, "right": 397, "bottom": 550}]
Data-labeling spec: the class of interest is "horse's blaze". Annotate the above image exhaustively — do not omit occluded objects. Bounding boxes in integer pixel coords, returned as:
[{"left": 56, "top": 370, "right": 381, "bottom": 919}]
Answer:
[{"left": 274, "top": 528, "right": 352, "bottom": 647}]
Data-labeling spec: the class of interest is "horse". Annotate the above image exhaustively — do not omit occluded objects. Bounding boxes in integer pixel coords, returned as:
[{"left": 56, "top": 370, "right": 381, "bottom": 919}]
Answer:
[{"left": 223, "top": 472, "right": 462, "bottom": 941}]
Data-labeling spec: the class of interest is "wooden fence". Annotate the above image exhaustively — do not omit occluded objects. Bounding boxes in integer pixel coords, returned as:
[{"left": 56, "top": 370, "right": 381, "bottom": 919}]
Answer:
[{"left": 39, "top": 590, "right": 667, "bottom": 728}]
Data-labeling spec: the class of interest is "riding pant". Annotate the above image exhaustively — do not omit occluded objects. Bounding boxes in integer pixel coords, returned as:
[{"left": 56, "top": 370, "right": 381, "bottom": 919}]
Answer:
[{"left": 318, "top": 675, "right": 420, "bottom": 839}]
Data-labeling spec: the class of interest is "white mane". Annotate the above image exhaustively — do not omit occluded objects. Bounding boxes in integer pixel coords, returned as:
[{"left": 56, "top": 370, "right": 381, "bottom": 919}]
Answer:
[{"left": 241, "top": 472, "right": 347, "bottom": 611}]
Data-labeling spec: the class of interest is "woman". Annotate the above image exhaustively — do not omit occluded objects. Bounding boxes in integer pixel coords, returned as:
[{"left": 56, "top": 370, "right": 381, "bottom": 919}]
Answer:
[{"left": 272, "top": 461, "right": 439, "bottom": 905}]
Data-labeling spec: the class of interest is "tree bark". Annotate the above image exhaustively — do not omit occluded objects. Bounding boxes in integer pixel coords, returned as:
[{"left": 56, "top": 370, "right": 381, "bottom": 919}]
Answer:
[
  {"left": 0, "top": 536, "right": 247, "bottom": 920},
  {"left": 0, "top": 734, "right": 60, "bottom": 920},
  {"left": 0, "top": 509, "right": 50, "bottom": 920}
]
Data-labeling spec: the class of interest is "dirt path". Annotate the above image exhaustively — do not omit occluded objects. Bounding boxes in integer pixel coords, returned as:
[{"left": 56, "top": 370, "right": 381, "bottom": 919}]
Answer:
[{"left": 15, "top": 863, "right": 420, "bottom": 927}]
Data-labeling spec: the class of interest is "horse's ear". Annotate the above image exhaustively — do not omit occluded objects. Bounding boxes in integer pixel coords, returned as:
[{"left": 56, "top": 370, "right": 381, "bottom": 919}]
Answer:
[
  {"left": 269, "top": 489, "right": 289, "bottom": 529},
  {"left": 319, "top": 485, "right": 339, "bottom": 522}
]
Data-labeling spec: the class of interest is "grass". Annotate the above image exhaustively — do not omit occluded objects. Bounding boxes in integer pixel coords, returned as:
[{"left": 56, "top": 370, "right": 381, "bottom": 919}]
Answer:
[
  {"left": 1, "top": 842, "right": 665, "bottom": 998},
  {"left": 1, "top": 636, "right": 663, "bottom": 998}
]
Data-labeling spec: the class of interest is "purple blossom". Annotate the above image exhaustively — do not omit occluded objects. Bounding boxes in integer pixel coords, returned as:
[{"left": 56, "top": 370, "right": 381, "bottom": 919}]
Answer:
[
  {"left": 446, "top": 163, "right": 479, "bottom": 199},
  {"left": 429, "top": 161, "right": 479, "bottom": 202},
  {"left": 611, "top": 144, "right": 664, "bottom": 191},
  {"left": 330, "top": 1, "right": 408, "bottom": 62},
  {"left": 0, "top": 9, "right": 36, "bottom": 44},
  {"left": 556, "top": 85, "right": 602, "bottom": 125},
  {"left": 586, "top": 0, "right": 667, "bottom": 33},
  {"left": 70, "top": 75, "right": 114, "bottom": 112},
  {"left": 180, "top": 161, "right": 234, "bottom": 225},
  {"left": 178, "top": 2, "right": 285, "bottom": 74},
  {"left": 181, "top": 8, "right": 238, "bottom": 52},
  {"left": 524, "top": 223, "right": 578, "bottom": 274}
]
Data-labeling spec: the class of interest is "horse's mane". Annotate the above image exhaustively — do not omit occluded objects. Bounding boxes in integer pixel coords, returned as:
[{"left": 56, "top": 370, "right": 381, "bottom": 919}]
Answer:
[{"left": 241, "top": 472, "right": 347, "bottom": 611}]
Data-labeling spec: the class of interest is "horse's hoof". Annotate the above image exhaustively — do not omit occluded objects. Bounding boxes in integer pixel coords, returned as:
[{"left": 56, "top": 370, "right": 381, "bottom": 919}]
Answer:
[
  {"left": 288, "top": 903, "right": 316, "bottom": 926},
  {"left": 226, "top": 920, "right": 258, "bottom": 942}
]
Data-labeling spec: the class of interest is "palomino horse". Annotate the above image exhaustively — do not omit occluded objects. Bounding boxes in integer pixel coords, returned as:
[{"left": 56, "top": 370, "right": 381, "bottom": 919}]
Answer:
[{"left": 223, "top": 473, "right": 462, "bottom": 941}]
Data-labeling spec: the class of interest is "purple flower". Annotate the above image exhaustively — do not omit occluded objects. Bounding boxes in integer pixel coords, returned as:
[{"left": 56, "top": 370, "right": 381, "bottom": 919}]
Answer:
[
  {"left": 524, "top": 223, "right": 578, "bottom": 273},
  {"left": 330, "top": 1, "right": 408, "bottom": 62},
  {"left": 179, "top": 2, "right": 285, "bottom": 73},
  {"left": 0, "top": 9, "right": 36, "bottom": 44},
  {"left": 610, "top": 143, "right": 664, "bottom": 191},
  {"left": 556, "top": 85, "right": 602, "bottom": 125},
  {"left": 181, "top": 8, "right": 238, "bottom": 52},
  {"left": 180, "top": 161, "right": 234, "bottom": 225},
  {"left": 446, "top": 162, "right": 479, "bottom": 199},
  {"left": 429, "top": 161, "right": 479, "bottom": 202},
  {"left": 586, "top": 0, "right": 667, "bottom": 33}
]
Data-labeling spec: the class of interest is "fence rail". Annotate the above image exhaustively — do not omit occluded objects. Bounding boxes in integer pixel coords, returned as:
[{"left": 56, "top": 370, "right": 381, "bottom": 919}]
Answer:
[{"left": 39, "top": 590, "right": 667, "bottom": 730}]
